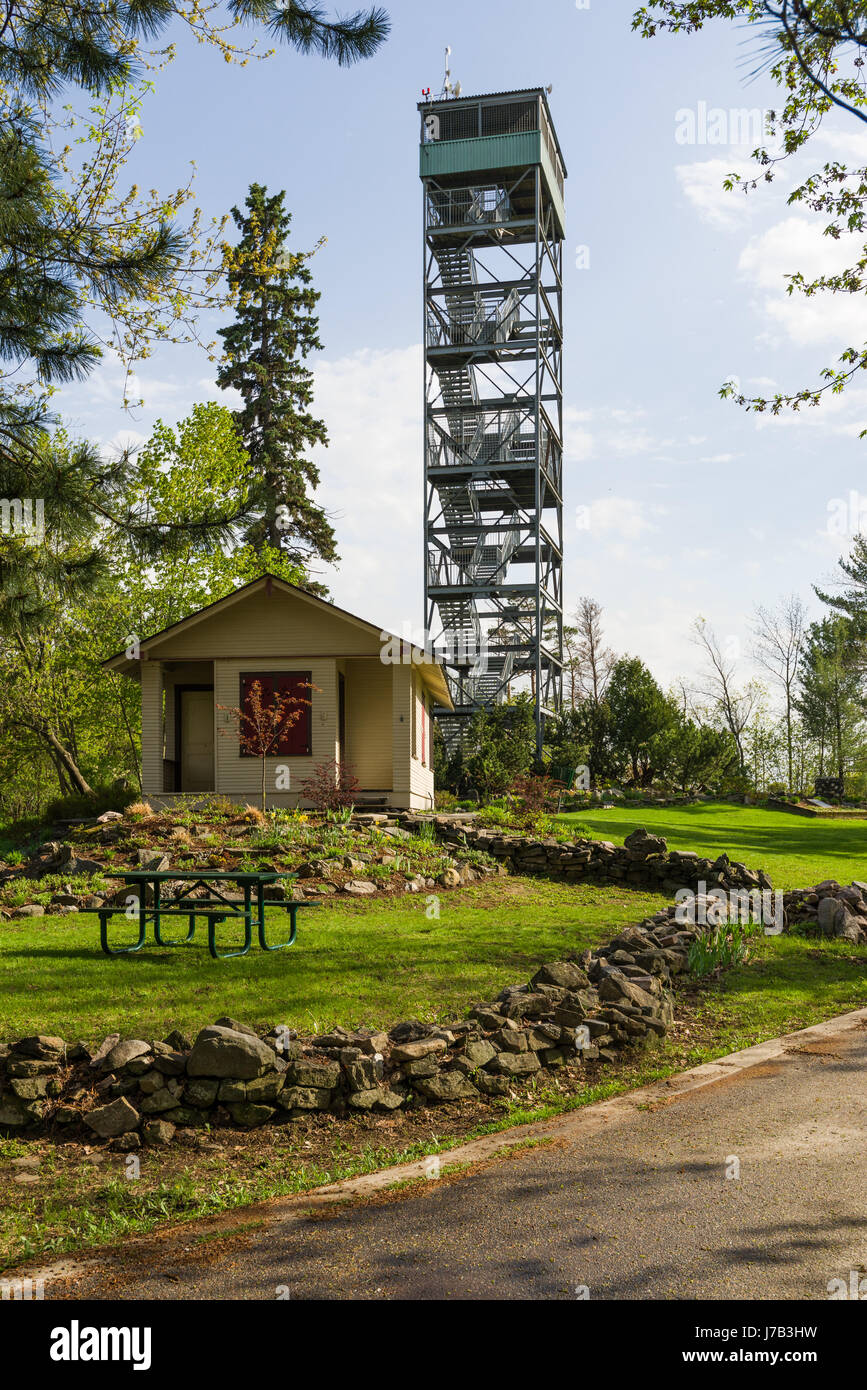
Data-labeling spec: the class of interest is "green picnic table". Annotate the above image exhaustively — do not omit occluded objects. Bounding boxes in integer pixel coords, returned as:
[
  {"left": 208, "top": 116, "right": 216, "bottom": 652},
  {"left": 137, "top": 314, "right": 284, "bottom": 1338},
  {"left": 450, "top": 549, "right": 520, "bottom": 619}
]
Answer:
[{"left": 99, "top": 869, "right": 318, "bottom": 961}]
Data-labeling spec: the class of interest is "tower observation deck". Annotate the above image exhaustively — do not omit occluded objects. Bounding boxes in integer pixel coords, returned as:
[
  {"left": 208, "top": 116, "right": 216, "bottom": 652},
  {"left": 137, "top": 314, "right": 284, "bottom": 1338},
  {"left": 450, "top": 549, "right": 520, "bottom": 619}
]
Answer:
[{"left": 419, "top": 87, "right": 565, "bottom": 758}]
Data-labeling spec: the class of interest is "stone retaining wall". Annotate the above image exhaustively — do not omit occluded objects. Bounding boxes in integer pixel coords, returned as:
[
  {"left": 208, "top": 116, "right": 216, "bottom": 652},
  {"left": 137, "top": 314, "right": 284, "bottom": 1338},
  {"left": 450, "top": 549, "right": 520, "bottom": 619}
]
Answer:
[
  {"left": 0, "top": 906, "right": 696, "bottom": 1145},
  {"left": 431, "top": 818, "right": 774, "bottom": 896},
  {"left": 4, "top": 824, "right": 863, "bottom": 1146}
]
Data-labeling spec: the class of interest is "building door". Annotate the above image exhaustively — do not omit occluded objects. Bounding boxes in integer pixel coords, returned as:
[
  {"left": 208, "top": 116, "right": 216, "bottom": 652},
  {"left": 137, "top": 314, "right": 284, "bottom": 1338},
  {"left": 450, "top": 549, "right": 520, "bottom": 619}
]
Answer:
[{"left": 180, "top": 688, "right": 214, "bottom": 791}]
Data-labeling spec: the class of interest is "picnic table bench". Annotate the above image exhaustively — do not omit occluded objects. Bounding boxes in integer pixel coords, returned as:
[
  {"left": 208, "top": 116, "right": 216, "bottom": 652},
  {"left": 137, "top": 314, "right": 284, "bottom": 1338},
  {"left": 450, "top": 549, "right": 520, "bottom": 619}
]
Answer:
[{"left": 99, "top": 870, "right": 319, "bottom": 960}]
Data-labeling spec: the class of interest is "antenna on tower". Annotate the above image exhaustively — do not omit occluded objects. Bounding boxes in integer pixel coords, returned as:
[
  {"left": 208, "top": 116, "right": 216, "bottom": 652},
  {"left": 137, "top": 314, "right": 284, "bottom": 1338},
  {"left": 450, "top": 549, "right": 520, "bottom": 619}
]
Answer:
[{"left": 441, "top": 45, "right": 460, "bottom": 99}]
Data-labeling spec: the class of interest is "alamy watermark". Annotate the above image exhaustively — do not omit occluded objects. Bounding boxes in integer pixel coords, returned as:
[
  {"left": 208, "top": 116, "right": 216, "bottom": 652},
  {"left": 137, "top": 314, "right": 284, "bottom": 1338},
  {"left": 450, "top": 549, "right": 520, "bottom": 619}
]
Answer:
[
  {"left": 675, "top": 102, "right": 771, "bottom": 147},
  {"left": 0, "top": 497, "right": 44, "bottom": 545},
  {"left": 675, "top": 881, "right": 783, "bottom": 934},
  {"left": 380, "top": 623, "right": 489, "bottom": 673}
]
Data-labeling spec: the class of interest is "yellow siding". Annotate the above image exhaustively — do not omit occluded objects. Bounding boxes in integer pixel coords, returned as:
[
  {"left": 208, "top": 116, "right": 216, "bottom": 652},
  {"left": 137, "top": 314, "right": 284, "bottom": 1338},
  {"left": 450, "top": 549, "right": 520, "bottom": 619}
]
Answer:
[
  {"left": 346, "top": 659, "right": 393, "bottom": 788},
  {"left": 150, "top": 589, "right": 385, "bottom": 661},
  {"left": 392, "top": 665, "right": 434, "bottom": 808},
  {"left": 140, "top": 662, "right": 164, "bottom": 795}
]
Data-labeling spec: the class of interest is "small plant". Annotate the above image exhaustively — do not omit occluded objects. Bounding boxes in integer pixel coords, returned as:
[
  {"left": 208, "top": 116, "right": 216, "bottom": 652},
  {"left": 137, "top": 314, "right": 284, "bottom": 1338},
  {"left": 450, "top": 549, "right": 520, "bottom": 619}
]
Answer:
[
  {"left": 411, "top": 819, "right": 437, "bottom": 844},
  {"left": 125, "top": 801, "right": 154, "bottom": 820},
  {"left": 298, "top": 760, "right": 360, "bottom": 812},
  {"left": 325, "top": 805, "right": 354, "bottom": 826},
  {"left": 688, "top": 921, "right": 762, "bottom": 977}
]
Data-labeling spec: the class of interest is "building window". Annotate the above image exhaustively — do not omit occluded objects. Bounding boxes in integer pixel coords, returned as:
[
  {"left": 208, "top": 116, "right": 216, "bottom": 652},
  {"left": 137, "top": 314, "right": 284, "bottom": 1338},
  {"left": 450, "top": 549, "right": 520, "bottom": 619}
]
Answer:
[{"left": 238, "top": 672, "right": 312, "bottom": 757}]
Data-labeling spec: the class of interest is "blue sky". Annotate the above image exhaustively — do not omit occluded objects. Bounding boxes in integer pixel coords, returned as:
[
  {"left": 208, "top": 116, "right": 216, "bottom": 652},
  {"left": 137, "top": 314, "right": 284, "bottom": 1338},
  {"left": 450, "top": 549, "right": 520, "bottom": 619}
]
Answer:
[{"left": 57, "top": 0, "right": 867, "bottom": 694}]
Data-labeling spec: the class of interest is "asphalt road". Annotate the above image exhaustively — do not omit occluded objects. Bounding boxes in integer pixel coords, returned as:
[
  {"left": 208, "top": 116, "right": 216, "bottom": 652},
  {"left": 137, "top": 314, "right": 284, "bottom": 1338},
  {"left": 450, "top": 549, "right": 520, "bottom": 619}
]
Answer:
[{"left": 44, "top": 1014, "right": 867, "bottom": 1301}]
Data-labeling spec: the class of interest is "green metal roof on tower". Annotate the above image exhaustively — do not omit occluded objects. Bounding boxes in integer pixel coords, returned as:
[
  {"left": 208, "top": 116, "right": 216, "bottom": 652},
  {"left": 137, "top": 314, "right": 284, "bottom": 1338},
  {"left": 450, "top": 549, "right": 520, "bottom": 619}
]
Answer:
[{"left": 418, "top": 87, "right": 566, "bottom": 239}]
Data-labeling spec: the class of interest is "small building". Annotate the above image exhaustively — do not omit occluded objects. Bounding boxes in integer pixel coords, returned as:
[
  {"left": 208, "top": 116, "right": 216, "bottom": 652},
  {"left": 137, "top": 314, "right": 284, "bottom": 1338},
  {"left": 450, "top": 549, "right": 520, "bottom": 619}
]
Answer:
[{"left": 103, "top": 576, "right": 452, "bottom": 811}]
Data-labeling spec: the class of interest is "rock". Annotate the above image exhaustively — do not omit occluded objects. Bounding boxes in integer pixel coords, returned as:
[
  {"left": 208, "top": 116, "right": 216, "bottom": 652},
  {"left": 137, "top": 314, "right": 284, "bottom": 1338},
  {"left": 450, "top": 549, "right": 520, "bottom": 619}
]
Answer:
[
  {"left": 12, "top": 1035, "right": 66, "bottom": 1061},
  {"left": 103, "top": 1039, "right": 151, "bottom": 1072},
  {"left": 475, "top": 1072, "right": 511, "bottom": 1097},
  {"left": 462, "top": 1039, "right": 497, "bottom": 1068},
  {"left": 468, "top": 1007, "right": 503, "bottom": 1030},
  {"left": 151, "top": 1046, "right": 187, "bottom": 1077},
  {"left": 136, "top": 850, "right": 170, "bottom": 872},
  {"left": 89, "top": 1033, "right": 121, "bottom": 1069},
  {"left": 388, "top": 1019, "right": 431, "bottom": 1043},
  {"left": 597, "top": 972, "right": 657, "bottom": 1011},
  {"left": 245, "top": 1074, "right": 286, "bottom": 1103},
  {"left": 344, "top": 1058, "right": 379, "bottom": 1091},
  {"left": 530, "top": 961, "right": 589, "bottom": 991},
  {"left": 163, "top": 1106, "right": 207, "bottom": 1128},
  {"left": 833, "top": 906, "right": 863, "bottom": 942},
  {"left": 488, "top": 1051, "right": 541, "bottom": 1077},
  {"left": 217, "top": 1080, "right": 247, "bottom": 1104},
  {"left": 413, "top": 1072, "right": 478, "bottom": 1101},
  {"left": 212, "top": 1016, "right": 257, "bottom": 1037},
  {"left": 142, "top": 1119, "right": 176, "bottom": 1145},
  {"left": 109, "top": 1134, "right": 141, "bottom": 1152},
  {"left": 623, "top": 827, "right": 667, "bottom": 857},
  {"left": 6, "top": 1059, "right": 57, "bottom": 1077},
  {"left": 817, "top": 896, "right": 839, "bottom": 935},
  {"left": 277, "top": 1086, "right": 333, "bottom": 1111},
  {"left": 437, "top": 869, "right": 462, "bottom": 888},
  {"left": 228, "top": 1102, "right": 275, "bottom": 1128},
  {"left": 185, "top": 1078, "right": 219, "bottom": 1108},
  {"left": 285, "top": 1059, "right": 341, "bottom": 1089},
  {"left": 342, "top": 880, "right": 377, "bottom": 896},
  {"left": 13, "top": 904, "right": 46, "bottom": 918},
  {"left": 84, "top": 1097, "right": 141, "bottom": 1138},
  {"left": 0, "top": 1098, "right": 29, "bottom": 1127},
  {"left": 162, "top": 1029, "right": 192, "bottom": 1053},
  {"left": 139, "top": 1087, "right": 183, "bottom": 1114},
  {"left": 97, "top": 811, "right": 123, "bottom": 823},
  {"left": 390, "top": 1037, "right": 448, "bottom": 1064},
  {"left": 347, "top": 1087, "right": 404, "bottom": 1111},
  {"left": 9, "top": 1078, "right": 52, "bottom": 1100},
  {"left": 400, "top": 1055, "right": 440, "bottom": 1078},
  {"left": 187, "top": 1025, "right": 277, "bottom": 1079}
]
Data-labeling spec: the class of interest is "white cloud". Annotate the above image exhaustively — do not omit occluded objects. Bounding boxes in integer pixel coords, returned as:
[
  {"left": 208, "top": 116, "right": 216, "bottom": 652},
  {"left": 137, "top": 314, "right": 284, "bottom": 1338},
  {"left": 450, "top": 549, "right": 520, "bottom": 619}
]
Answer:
[
  {"left": 738, "top": 215, "right": 866, "bottom": 347},
  {"left": 674, "top": 158, "right": 759, "bottom": 228},
  {"left": 575, "top": 495, "right": 667, "bottom": 541},
  {"left": 312, "top": 345, "right": 423, "bottom": 633}
]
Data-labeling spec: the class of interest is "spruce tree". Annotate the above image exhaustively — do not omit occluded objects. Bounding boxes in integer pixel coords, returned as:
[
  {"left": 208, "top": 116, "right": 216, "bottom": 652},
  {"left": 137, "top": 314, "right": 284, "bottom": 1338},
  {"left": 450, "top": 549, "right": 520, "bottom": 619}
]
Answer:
[{"left": 217, "top": 183, "right": 337, "bottom": 571}]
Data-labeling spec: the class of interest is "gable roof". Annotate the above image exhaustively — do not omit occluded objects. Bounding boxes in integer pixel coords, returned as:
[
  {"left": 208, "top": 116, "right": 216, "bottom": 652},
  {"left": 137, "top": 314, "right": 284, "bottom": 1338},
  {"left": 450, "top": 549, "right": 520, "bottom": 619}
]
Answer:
[{"left": 102, "top": 575, "right": 454, "bottom": 708}]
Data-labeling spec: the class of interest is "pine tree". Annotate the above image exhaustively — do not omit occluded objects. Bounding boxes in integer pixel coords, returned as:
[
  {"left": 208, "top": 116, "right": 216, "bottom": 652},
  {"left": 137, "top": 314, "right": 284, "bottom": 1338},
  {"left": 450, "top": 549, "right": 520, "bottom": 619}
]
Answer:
[
  {"left": 217, "top": 184, "right": 338, "bottom": 572},
  {"left": 2, "top": 4, "right": 387, "bottom": 630}
]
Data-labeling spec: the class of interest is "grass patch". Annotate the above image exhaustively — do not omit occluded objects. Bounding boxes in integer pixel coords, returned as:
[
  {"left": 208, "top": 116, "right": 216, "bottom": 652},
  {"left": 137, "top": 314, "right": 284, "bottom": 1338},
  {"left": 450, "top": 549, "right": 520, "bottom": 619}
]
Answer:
[
  {"left": 1, "top": 932, "right": 863, "bottom": 1274},
  {"left": 557, "top": 800, "right": 867, "bottom": 889},
  {"left": 0, "top": 878, "right": 670, "bottom": 1041}
]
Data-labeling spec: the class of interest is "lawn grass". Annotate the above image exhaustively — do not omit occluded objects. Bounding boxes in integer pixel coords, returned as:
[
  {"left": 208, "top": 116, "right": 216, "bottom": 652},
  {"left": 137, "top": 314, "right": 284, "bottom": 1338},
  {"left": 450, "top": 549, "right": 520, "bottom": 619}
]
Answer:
[
  {"left": 557, "top": 800, "right": 867, "bottom": 890},
  {"left": 2, "top": 930, "right": 864, "bottom": 1273},
  {"left": 0, "top": 878, "right": 671, "bottom": 1042}
]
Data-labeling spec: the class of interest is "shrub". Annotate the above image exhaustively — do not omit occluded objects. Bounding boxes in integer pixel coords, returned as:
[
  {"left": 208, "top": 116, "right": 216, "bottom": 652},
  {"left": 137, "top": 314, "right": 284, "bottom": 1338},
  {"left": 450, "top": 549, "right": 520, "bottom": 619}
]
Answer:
[
  {"left": 298, "top": 761, "right": 360, "bottom": 812},
  {"left": 508, "top": 772, "right": 564, "bottom": 831}
]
